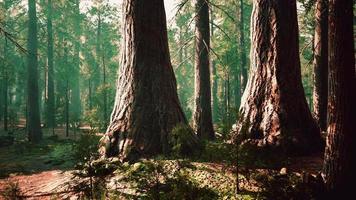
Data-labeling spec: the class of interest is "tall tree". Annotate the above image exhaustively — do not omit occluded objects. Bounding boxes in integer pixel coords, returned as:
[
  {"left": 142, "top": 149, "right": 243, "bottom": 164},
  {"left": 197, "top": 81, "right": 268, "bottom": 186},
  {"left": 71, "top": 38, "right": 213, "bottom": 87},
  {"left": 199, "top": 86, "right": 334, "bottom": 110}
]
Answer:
[
  {"left": 235, "top": 0, "right": 321, "bottom": 154},
  {"left": 71, "top": 0, "right": 82, "bottom": 123},
  {"left": 238, "top": 0, "right": 247, "bottom": 107},
  {"left": 100, "top": 0, "right": 192, "bottom": 160},
  {"left": 322, "top": 0, "right": 356, "bottom": 195},
  {"left": 27, "top": 0, "right": 42, "bottom": 142},
  {"left": 45, "top": 0, "right": 55, "bottom": 129},
  {"left": 312, "top": 0, "right": 328, "bottom": 132},
  {"left": 2, "top": 0, "right": 9, "bottom": 131},
  {"left": 193, "top": 0, "right": 215, "bottom": 140},
  {"left": 210, "top": 6, "right": 218, "bottom": 122},
  {"left": 3, "top": 36, "right": 8, "bottom": 131}
]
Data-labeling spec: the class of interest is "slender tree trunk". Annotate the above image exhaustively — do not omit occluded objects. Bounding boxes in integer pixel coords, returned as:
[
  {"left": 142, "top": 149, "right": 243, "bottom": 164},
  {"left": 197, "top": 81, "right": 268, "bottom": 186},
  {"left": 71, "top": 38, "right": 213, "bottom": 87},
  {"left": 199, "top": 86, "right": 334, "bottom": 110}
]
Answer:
[
  {"left": 312, "top": 0, "right": 328, "bottom": 132},
  {"left": 72, "top": 0, "right": 81, "bottom": 123},
  {"left": 210, "top": 7, "right": 218, "bottom": 122},
  {"left": 239, "top": 0, "right": 247, "bottom": 106},
  {"left": 322, "top": 0, "right": 356, "bottom": 195},
  {"left": 46, "top": 0, "right": 55, "bottom": 129},
  {"left": 65, "top": 78, "right": 69, "bottom": 137},
  {"left": 100, "top": 0, "right": 192, "bottom": 160},
  {"left": 3, "top": 39, "right": 8, "bottom": 131},
  {"left": 226, "top": 73, "right": 231, "bottom": 128},
  {"left": 235, "top": 0, "right": 321, "bottom": 154},
  {"left": 0, "top": 70, "right": 3, "bottom": 123},
  {"left": 64, "top": 46, "right": 69, "bottom": 137},
  {"left": 193, "top": 0, "right": 215, "bottom": 140},
  {"left": 102, "top": 54, "right": 108, "bottom": 124},
  {"left": 2, "top": 0, "right": 9, "bottom": 131},
  {"left": 94, "top": 13, "right": 101, "bottom": 100},
  {"left": 88, "top": 79, "right": 92, "bottom": 110},
  {"left": 27, "top": 0, "right": 42, "bottom": 143}
]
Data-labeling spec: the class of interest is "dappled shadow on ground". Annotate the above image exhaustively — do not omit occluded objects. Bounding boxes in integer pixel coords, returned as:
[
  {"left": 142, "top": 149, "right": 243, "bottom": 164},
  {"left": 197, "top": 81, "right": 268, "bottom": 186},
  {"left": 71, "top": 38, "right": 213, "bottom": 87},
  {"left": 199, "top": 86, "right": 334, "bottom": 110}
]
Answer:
[
  {"left": 0, "top": 138, "right": 76, "bottom": 178},
  {"left": 0, "top": 131, "right": 324, "bottom": 199}
]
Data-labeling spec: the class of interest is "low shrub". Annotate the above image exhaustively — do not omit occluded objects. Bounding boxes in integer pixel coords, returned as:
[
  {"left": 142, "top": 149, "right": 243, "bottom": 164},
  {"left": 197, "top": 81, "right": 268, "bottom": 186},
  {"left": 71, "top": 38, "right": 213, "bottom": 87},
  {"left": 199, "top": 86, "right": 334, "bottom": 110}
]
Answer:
[
  {"left": 169, "top": 123, "right": 202, "bottom": 157},
  {"left": 72, "top": 133, "right": 100, "bottom": 162}
]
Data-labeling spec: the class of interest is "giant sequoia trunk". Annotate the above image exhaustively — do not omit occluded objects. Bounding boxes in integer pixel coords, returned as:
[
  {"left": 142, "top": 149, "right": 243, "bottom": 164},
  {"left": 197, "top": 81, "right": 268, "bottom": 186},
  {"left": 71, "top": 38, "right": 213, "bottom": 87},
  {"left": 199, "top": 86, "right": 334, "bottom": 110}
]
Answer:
[
  {"left": 193, "top": 0, "right": 215, "bottom": 140},
  {"left": 100, "top": 0, "right": 189, "bottom": 160},
  {"left": 235, "top": 0, "right": 321, "bottom": 154},
  {"left": 312, "top": 0, "right": 328, "bottom": 132},
  {"left": 27, "top": 0, "right": 42, "bottom": 142},
  {"left": 322, "top": 0, "right": 356, "bottom": 195}
]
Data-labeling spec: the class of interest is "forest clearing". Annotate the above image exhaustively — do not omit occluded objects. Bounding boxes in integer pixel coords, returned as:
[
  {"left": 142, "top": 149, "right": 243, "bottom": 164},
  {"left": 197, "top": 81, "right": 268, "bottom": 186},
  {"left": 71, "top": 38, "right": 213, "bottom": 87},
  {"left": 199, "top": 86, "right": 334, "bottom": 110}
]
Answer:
[{"left": 0, "top": 0, "right": 355, "bottom": 199}]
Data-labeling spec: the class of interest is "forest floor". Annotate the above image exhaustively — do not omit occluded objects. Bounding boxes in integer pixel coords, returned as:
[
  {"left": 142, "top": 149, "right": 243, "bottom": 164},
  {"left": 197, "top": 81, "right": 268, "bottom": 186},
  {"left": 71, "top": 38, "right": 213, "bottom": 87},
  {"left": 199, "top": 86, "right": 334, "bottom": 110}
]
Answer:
[{"left": 0, "top": 127, "right": 324, "bottom": 200}]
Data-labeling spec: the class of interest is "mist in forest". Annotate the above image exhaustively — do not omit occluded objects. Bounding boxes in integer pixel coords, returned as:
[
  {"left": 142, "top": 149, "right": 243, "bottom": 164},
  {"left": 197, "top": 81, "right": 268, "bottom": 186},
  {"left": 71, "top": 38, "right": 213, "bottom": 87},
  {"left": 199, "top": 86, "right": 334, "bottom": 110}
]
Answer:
[{"left": 0, "top": 0, "right": 354, "bottom": 199}]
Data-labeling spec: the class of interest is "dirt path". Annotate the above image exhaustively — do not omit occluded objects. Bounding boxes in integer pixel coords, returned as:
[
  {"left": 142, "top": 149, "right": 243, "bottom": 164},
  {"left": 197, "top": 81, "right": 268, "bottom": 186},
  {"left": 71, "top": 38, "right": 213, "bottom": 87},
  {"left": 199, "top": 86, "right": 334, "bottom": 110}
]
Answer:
[{"left": 0, "top": 170, "right": 75, "bottom": 200}]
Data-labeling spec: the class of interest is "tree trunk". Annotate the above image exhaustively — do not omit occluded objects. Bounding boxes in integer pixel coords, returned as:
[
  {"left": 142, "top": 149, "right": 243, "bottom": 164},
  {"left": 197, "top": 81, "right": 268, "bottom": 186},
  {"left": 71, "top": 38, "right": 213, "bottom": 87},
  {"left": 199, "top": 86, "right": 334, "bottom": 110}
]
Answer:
[
  {"left": 312, "top": 0, "right": 328, "bottom": 132},
  {"left": 71, "top": 0, "right": 81, "bottom": 123},
  {"left": 99, "top": 0, "right": 191, "bottom": 160},
  {"left": 27, "top": 0, "right": 42, "bottom": 143},
  {"left": 88, "top": 79, "right": 92, "bottom": 110},
  {"left": 3, "top": 39, "right": 8, "bottom": 131},
  {"left": 322, "top": 0, "right": 356, "bottom": 195},
  {"left": 46, "top": 0, "right": 55, "bottom": 129},
  {"left": 238, "top": 0, "right": 247, "bottom": 107},
  {"left": 2, "top": 0, "right": 9, "bottom": 131},
  {"left": 235, "top": 0, "right": 321, "bottom": 155},
  {"left": 65, "top": 45, "right": 69, "bottom": 137},
  {"left": 210, "top": 7, "right": 218, "bottom": 123},
  {"left": 0, "top": 70, "right": 3, "bottom": 123},
  {"left": 193, "top": 0, "right": 215, "bottom": 140},
  {"left": 102, "top": 54, "right": 108, "bottom": 124}
]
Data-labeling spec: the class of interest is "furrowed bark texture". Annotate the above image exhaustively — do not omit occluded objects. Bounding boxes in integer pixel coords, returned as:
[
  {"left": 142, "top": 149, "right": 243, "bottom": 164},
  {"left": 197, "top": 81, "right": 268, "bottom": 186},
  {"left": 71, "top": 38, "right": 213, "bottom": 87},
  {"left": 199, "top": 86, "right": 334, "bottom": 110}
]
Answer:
[
  {"left": 312, "top": 0, "right": 328, "bottom": 132},
  {"left": 193, "top": 0, "right": 215, "bottom": 140},
  {"left": 235, "top": 0, "right": 321, "bottom": 154},
  {"left": 100, "top": 0, "right": 188, "bottom": 160},
  {"left": 322, "top": 0, "right": 356, "bottom": 195}
]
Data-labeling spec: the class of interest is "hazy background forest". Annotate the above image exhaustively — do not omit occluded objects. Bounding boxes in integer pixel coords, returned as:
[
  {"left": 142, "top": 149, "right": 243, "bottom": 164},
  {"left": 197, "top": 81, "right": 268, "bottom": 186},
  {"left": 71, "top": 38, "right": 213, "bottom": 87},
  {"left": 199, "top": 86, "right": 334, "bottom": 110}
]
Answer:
[
  {"left": 0, "top": 0, "right": 355, "bottom": 199},
  {"left": 0, "top": 0, "right": 318, "bottom": 136}
]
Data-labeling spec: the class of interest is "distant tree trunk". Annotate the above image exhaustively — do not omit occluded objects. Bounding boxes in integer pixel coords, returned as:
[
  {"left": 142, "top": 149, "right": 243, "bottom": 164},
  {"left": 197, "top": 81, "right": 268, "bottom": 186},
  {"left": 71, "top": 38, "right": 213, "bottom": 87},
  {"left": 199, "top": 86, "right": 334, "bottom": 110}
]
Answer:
[
  {"left": 312, "top": 0, "right": 328, "bottom": 132},
  {"left": 46, "top": 0, "right": 55, "bottom": 130},
  {"left": 225, "top": 73, "right": 231, "bottom": 128},
  {"left": 27, "top": 0, "right": 42, "bottom": 143},
  {"left": 3, "top": 39, "right": 8, "bottom": 131},
  {"left": 88, "top": 79, "right": 92, "bottom": 110},
  {"left": 322, "top": 0, "right": 356, "bottom": 195},
  {"left": 210, "top": 7, "right": 218, "bottom": 122},
  {"left": 64, "top": 45, "right": 69, "bottom": 137},
  {"left": 71, "top": 0, "right": 81, "bottom": 123},
  {"left": 0, "top": 71, "right": 3, "bottom": 122},
  {"left": 239, "top": 0, "right": 247, "bottom": 106},
  {"left": 102, "top": 54, "right": 108, "bottom": 124},
  {"left": 235, "top": 0, "right": 321, "bottom": 154},
  {"left": 2, "top": 0, "right": 9, "bottom": 131},
  {"left": 65, "top": 79, "right": 69, "bottom": 137},
  {"left": 94, "top": 13, "right": 101, "bottom": 101},
  {"left": 100, "top": 0, "right": 191, "bottom": 160},
  {"left": 193, "top": 0, "right": 215, "bottom": 140}
]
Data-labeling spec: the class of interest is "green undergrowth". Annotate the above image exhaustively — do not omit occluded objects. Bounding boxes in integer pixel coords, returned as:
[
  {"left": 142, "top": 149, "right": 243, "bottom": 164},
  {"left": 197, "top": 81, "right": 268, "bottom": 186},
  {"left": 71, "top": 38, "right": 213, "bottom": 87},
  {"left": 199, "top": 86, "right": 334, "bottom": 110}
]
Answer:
[
  {"left": 75, "top": 158, "right": 258, "bottom": 199},
  {"left": 0, "top": 132, "right": 100, "bottom": 178}
]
